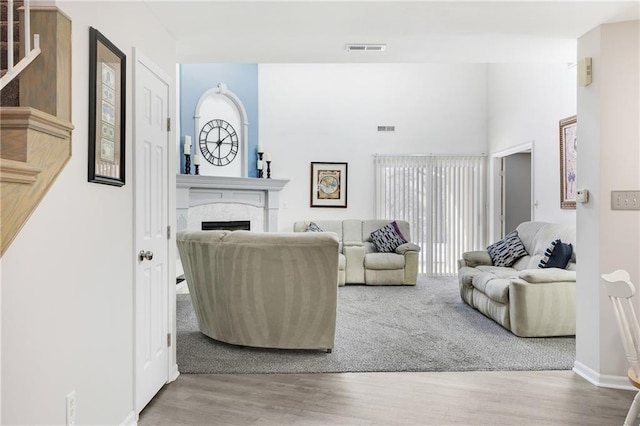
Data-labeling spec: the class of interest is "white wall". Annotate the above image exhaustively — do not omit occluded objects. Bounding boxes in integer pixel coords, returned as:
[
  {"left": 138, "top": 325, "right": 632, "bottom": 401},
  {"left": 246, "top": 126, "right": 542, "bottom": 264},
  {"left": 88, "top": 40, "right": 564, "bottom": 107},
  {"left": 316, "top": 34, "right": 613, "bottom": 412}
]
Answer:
[
  {"left": 575, "top": 20, "right": 640, "bottom": 386},
  {"left": 258, "top": 63, "right": 488, "bottom": 230},
  {"left": 1, "top": 2, "right": 177, "bottom": 424},
  {"left": 486, "top": 62, "right": 577, "bottom": 238}
]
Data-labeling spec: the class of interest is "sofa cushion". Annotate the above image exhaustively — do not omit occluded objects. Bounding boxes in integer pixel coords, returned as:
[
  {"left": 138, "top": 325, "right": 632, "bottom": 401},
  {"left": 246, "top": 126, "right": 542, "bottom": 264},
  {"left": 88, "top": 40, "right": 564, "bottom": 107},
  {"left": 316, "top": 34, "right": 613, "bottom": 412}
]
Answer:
[
  {"left": 538, "top": 239, "right": 573, "bottom": 269},
  {"left": 487, "top": 231, "right": 528, "bottom": 267},
  {"left": 370, "top": 221, "right": 407, "bottom": 252},
  {"left": 364, "top": 252, "right": 405, "bottom": 270},
  {"left": 471, "top": 272, "right": 510, "bottom": 304}
]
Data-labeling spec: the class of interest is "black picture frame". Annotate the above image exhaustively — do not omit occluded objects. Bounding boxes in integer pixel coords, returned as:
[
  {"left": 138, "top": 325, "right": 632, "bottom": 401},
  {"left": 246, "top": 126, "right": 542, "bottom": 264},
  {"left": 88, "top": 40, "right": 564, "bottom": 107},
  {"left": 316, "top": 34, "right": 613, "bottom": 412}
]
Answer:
[
  {"left": 310, "top": 162, "right": 348, "bottom": 208},
  {"left": 88, "top": 27, "right": 126, "bottom": 186}
]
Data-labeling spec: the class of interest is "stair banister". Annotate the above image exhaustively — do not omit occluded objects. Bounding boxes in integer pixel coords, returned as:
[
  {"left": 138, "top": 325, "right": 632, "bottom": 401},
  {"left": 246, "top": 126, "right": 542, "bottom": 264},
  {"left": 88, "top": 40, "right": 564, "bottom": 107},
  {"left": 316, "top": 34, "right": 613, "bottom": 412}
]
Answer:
[{"left": 0, "top": 0, "right": 41, "bottom": 91}]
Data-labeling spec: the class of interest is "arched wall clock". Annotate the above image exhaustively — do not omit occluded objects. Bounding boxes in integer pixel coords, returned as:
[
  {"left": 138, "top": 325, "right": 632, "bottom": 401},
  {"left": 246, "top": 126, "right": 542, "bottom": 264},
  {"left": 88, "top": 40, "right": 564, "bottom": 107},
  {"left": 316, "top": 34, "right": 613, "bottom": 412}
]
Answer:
[{"left": 193, "top": 83, "right": 249, "bottom": 177}]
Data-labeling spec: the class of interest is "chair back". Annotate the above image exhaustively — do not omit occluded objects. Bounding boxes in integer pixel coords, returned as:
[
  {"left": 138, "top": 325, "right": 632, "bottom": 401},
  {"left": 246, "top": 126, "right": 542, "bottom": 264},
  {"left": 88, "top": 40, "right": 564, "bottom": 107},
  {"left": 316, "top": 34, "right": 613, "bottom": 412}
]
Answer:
[{"left": 602, "top": 269, "right": 640, "bottom": 379}]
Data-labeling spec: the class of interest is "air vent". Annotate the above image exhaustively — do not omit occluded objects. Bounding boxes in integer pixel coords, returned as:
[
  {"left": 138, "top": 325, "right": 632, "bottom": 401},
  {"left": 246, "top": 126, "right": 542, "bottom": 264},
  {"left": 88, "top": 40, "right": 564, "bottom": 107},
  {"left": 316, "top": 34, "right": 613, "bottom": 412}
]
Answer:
[
  {"left": 377, "top": 126, "right": 395, "bottom": 132},
  {"left": 346, "top": 44, "right": 387, "bottom": 52}
]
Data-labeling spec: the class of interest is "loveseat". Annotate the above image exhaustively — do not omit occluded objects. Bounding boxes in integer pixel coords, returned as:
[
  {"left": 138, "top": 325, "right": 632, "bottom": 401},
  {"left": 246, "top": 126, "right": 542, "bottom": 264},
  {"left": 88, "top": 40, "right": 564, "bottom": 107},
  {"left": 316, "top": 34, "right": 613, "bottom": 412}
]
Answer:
[
  {"left": 457, "top": 221, "right": 576, "bottom": 337},
  {"left": 176, "top": 230, "right": 340, "bottom": 351},
  {"left": 293, "top": 219, "right": 420, "bottom": 286}
]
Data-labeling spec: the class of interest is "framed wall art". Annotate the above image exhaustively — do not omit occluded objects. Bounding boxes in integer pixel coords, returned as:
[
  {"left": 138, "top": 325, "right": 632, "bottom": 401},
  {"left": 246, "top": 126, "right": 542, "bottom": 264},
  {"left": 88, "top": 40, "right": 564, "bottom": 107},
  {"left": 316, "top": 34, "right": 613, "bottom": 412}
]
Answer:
[
  {"left": 559, "top": 115, "right": 577, "bottom": 209},
  {"left": 310, "top": 162, "right": 348, "bottom": 208},
  {"left": 88, "top": 27, "right": 126, "bottom": 186}
]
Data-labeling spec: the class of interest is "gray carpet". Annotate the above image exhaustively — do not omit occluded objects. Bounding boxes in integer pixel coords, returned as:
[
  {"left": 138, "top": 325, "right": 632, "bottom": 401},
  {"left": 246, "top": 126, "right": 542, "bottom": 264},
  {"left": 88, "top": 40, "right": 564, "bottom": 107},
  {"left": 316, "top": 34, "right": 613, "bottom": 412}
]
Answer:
[{"left": 177, "top": 276, "right": 575, "bottom": 374}]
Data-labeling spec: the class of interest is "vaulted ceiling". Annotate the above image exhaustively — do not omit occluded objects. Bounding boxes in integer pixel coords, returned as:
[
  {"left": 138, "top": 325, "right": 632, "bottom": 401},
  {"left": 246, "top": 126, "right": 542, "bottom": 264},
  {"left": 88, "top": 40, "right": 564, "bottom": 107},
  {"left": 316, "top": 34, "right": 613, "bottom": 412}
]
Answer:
[{"left": 143, "top": 1, "right": 639, "bottom": 63}]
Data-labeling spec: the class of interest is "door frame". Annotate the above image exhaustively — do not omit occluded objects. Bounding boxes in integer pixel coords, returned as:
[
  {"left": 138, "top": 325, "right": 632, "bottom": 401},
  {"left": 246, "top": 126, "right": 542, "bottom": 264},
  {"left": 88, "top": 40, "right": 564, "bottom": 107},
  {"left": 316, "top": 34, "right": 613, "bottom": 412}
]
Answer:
[
  {"left": 490, "top": 141, "right": 535, "bottom": 242},
  {"left": 132, "top": 47, "right": 179, "bottom": 415}
]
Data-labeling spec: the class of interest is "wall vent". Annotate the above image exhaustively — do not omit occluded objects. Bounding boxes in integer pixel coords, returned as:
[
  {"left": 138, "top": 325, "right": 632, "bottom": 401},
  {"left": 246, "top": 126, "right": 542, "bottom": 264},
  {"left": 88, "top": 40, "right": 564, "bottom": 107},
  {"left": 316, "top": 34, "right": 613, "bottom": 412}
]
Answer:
[
  {"left": 346, "top": 44, "right": 387, "bottom": 52},
  {"left": 377, "top": 126, "right": 395, "bottom": 132}
]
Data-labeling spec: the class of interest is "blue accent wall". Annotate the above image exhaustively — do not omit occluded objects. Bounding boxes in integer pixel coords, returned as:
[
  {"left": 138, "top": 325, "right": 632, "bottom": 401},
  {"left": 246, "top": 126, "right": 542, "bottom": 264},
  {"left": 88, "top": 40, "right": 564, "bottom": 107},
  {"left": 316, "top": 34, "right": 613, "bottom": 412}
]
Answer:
[{"left": 180, "top": 64, "right": 259, "bottom": 177}]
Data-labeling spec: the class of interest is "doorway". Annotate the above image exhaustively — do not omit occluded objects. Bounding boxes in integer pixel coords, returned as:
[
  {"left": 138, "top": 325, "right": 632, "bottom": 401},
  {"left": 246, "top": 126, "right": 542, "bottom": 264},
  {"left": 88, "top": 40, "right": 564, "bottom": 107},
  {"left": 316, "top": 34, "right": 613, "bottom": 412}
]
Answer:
[
  {"left": 491, "top": 143, "right": 534, "bottom": 240},
  {"left": 502, "top": 152, "right": 532, "bottom": 235}
]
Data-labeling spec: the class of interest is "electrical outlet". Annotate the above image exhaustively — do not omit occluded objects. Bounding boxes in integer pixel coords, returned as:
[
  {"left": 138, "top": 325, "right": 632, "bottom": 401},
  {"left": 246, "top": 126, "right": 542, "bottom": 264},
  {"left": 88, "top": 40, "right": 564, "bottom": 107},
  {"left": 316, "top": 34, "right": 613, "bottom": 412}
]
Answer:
[
  {"left": 611, "top": 191, "right": 640, "bottom": 210},
  {"left": 66, "top": 391, "right": 76, "bottom": 425}
]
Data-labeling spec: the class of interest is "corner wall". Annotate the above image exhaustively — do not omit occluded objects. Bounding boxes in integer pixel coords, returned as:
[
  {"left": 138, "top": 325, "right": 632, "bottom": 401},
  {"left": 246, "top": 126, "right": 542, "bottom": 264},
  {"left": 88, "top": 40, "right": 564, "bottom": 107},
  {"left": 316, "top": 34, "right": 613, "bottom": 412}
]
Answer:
[
  {"left": 575, "top": 20, "right": 640, "bottom": 387},
  {"left": 1, "top": 2, "right": 177, "bottom": 424},
  {"left": 486, "top": 62, "right": 577, "bottom": 239}
]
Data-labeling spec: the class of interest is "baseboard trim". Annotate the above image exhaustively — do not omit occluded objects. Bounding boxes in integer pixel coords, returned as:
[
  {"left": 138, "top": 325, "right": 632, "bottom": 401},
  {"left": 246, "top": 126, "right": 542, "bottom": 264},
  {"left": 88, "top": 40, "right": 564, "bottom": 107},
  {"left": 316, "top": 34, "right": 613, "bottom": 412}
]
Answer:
[
  {"left": 574, "top": 360, "right": 635, "bottom": 391},
  {"left": 169, "top": 363, "right": 180, "bottom": 383},
  {"left": 120, "top": 410, "right": 137, "bottom": 426}
]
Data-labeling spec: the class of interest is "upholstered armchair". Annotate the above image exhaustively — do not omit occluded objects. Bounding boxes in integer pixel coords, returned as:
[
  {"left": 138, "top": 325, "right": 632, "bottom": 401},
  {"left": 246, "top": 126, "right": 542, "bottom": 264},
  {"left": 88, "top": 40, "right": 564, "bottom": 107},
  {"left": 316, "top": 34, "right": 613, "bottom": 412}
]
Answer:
[{"left": 176, "top": 230, "right": 340, "bottom": 352}]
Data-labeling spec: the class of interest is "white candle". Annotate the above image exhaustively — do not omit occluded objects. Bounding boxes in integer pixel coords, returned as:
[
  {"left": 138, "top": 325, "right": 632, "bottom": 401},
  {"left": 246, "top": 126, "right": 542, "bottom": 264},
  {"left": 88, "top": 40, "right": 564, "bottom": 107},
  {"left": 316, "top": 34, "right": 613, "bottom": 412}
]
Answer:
[
  {"left": 184, "top": 135, "right": 191, "bottom": 155},
  {"left": 257, "top": 160, "right": 263, "bottom": 170},
  {"left": 194, "top": 152, "right": 201, "bottom": 165},
  {"left": 257, "top": 144, "right": 264, "bottom": 153},
  {"left": 264, "top": 153, "right": 271, "bottom": 162}
]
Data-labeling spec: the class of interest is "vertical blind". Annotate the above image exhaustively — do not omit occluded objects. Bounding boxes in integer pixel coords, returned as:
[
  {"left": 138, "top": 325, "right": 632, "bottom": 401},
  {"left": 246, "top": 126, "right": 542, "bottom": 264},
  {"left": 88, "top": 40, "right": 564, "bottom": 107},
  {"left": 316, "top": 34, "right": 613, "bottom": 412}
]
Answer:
[{"left": 374, "top": 155, "right": 488, "bottom": 276}]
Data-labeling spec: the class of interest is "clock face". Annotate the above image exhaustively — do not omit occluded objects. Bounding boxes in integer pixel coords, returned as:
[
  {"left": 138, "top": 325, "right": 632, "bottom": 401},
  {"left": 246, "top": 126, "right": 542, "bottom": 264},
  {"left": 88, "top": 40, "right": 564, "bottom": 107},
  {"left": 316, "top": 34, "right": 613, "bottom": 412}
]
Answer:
[{"left": 198, "top": 119, "right": 239, "bottom": 166}]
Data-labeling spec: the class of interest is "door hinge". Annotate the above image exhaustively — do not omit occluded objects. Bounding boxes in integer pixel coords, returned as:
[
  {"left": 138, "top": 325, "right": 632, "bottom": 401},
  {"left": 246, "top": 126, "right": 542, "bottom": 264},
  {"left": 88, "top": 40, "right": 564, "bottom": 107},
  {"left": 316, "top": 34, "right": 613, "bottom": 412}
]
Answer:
[
  {"left": 167, "top": 117, "right": 171, "bottom": 132},
  {"left": 167, "top": 333, "right": 172, "bottom": 347},
  {"left": 167, "top": 225, "right": 171, "bottom": 240}
]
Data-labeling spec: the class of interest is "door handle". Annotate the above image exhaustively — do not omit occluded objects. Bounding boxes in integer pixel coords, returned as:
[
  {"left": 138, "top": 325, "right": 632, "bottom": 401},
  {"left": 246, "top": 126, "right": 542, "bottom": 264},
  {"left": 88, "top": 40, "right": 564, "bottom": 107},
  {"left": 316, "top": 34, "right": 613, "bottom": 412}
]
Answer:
[{"left": 138, "top": 250, "right": 154, "bottom": 261}]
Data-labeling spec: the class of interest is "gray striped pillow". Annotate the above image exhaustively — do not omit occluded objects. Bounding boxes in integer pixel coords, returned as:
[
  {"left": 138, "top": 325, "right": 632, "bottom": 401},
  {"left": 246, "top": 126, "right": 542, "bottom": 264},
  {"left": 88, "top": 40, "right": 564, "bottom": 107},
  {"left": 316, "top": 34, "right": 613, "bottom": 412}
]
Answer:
[
  {"left": 370, "top": 221, "right": 408, "bottom": 253},
  {"left": 487, "top": 230, "right": 528, "bottom": 267}
]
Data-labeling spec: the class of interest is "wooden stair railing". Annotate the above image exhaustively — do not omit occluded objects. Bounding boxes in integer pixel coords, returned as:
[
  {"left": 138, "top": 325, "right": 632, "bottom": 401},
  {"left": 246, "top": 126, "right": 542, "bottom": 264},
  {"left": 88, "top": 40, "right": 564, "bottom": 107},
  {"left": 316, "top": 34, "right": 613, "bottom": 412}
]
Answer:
[{"left": 0, "top": 6, "right": 72, "bottom": 256}]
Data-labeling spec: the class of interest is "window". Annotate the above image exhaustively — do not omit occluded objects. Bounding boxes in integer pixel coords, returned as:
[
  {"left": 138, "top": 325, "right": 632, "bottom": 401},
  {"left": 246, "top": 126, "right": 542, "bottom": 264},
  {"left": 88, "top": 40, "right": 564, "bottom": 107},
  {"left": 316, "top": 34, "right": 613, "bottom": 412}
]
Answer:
[{"left": 374, "top": 155, "right": 487, "bottom": 276}]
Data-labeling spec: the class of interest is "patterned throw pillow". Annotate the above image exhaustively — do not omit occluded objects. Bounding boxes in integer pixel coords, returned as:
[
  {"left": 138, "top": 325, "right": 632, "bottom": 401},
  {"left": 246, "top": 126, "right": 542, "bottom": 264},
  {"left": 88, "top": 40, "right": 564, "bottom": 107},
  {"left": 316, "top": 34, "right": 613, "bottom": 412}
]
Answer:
[
  {"left": 486, "top": 230, "right": 528, "bottom": 267},
  {"left": 370, "top": 221, "right": 408, "bottom": 253},
  {"left": 306, "top": 222, "right": 323, "bottom": 232},
  {"left": 538, "top": 239, "right": 573, "bottom": 269}
]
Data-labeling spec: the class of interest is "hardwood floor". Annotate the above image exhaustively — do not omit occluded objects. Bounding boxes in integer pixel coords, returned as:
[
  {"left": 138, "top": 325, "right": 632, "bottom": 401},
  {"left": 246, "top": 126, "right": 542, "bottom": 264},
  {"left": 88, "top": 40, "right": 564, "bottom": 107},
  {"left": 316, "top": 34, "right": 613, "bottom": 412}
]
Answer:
[{"left": 138, "top": 370, "right": 635, "bottom": 425}]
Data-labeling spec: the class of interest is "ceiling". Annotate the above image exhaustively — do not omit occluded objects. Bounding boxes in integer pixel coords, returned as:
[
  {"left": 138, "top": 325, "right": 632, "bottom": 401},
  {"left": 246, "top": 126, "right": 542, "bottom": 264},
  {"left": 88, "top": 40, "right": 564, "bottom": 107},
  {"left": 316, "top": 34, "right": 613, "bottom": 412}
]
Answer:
[{"left": 142, "top": 1, "right": 640, "bottom": 63}]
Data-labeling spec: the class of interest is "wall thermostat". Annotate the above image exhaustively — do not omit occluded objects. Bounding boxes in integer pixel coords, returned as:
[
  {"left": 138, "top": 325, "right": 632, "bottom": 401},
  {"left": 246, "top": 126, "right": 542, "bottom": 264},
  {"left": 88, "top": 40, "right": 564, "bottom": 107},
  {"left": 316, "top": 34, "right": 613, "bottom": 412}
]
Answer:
[{"left": 576, "top": 189, "right": 589, "bottom": 203}]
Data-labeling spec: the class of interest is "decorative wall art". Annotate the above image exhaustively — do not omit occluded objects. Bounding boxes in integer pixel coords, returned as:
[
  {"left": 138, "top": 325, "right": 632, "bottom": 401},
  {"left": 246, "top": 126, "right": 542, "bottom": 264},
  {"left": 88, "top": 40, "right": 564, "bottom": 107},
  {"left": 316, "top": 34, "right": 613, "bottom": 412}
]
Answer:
[
  {"left": 88, "top": 27, "right": 126, "bottom": 186},
  {"left": 310, "top": 162, "right": 348, "bottom": 208},
  {"left": 559, "top": 115, "right": 577, "bottom": 209}
]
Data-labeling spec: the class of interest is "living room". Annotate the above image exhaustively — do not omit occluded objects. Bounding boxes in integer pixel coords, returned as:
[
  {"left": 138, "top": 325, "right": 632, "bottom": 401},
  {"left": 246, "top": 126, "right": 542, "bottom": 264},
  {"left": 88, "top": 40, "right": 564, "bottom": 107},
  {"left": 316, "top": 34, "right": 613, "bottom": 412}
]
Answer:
[{"left": 1, "top": 1, "right": 638, "bottom": 425}]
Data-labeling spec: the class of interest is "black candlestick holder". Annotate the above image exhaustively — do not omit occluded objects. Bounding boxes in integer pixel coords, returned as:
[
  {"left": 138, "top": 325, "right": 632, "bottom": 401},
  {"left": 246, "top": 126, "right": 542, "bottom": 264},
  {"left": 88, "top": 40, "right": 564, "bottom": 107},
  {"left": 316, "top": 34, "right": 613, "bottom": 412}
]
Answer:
[
  {"left": 195, "top": 164, "right": 200, "bottom": 175},
  {"left": 258, "top": 152, "right": 264, "bottom": 178},
  {"left": 184, "top": 153, "right": 191, "bottom": 174},
  {"left": 266, "top": 161, "right": 272, "bottom": 179}
]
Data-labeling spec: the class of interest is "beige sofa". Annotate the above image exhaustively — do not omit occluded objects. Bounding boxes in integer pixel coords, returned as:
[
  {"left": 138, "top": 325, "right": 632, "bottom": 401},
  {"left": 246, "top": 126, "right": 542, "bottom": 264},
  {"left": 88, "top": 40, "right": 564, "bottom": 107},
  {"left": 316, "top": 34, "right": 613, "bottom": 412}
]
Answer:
[
  {"left": 176, "top": 230, "right": 340, "bottom": 352},
  {"left": 293, "top": 219, "right": 420, "bottom": 286},
  {"left": 457, "top": 221, "right": 576, "bottom": 337}
]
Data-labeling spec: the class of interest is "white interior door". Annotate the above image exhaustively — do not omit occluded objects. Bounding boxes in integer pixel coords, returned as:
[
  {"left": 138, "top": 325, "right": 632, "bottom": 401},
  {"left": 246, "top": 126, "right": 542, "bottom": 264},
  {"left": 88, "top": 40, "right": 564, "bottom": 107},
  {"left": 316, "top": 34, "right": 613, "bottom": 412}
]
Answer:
[{"left": 134, "top": 51, "right": 170, "bottom": 414}]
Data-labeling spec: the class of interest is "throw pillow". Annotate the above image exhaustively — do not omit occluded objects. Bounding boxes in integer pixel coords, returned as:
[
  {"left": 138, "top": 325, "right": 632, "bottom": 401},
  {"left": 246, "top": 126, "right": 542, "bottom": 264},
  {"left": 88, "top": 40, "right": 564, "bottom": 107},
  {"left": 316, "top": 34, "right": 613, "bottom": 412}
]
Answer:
[
  {"left": 486, "top": 230, "right": 528, "bottom": 267},
  {"left": 306, "top": 221, "right": 323, "bottom": 232},
  {"left": 538, "top": 239, "right": 573, "bottom": 269},
  {"left": 370, "top": 221, "right": 408, "bottom": 253}
]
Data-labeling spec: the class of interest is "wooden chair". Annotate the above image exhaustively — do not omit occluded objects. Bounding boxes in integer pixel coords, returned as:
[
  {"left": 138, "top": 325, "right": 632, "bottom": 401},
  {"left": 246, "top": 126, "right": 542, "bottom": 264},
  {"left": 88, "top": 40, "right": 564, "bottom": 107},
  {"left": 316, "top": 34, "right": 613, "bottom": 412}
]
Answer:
[{"left": 602, "top": 269, "right": 640, "bottom": 426}]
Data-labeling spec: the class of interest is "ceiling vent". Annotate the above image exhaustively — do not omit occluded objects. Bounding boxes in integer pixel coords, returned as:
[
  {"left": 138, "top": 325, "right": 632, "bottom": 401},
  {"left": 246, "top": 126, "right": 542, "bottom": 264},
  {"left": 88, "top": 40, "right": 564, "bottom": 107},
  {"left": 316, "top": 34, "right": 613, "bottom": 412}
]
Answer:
[{"left": 346, "top": 44, "right": 387, "bottom": 52}]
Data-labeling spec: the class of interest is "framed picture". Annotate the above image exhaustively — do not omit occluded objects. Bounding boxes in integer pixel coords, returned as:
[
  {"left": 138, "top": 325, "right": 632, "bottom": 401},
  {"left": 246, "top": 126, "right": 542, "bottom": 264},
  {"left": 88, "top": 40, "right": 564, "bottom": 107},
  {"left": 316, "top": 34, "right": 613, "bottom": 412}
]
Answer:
[
  {"left": 310, "top": 162, "right": 348, "bottom": 208},
  {"left": 88, "top": 27, "right": 126, "bottom": 186},
  {"left": 559, "top": 115, "right": 577, "bottom": 209}
]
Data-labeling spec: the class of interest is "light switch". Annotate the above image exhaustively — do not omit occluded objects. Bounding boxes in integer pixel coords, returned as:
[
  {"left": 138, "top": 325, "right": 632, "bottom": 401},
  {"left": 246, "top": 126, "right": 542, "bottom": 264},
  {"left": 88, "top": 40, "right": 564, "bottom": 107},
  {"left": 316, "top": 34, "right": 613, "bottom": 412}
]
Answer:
[{"left": 611, "top": 191, "right": 640, "bottom": 210}]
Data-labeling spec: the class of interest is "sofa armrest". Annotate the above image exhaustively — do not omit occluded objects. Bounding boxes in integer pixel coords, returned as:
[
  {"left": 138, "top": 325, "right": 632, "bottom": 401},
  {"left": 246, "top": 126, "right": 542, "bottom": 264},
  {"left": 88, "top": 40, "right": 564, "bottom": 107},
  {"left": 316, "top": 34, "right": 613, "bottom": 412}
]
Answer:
[
  {"left": 509, "top": 279, "right": 576, "bottom": 337},
  {"left": 460, "top": 250, "right": 493, "bottom": 268},
  {"left": 395, "top": 242, "right": 421, "bottom": 254},
  {"left": 518, "top": 269, "right": 576, "bottom": 283}
]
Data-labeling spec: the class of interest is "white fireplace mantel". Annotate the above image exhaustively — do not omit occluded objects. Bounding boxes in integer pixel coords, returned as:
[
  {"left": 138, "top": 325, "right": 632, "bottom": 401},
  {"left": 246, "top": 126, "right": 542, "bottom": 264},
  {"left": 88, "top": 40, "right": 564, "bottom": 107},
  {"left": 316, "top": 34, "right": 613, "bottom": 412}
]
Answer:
[{"left": 176, "top": 175, "right": 289, "bottom": 232}]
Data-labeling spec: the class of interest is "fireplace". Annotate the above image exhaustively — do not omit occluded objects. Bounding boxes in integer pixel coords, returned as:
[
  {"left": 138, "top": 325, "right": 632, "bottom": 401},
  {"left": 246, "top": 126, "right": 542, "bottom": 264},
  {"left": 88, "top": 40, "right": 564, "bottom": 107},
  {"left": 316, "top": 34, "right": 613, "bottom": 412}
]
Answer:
[
  {"left": 176, "top": 175, "right": 289, "bottom": 233},
  {"left": 202, "top": 220, "right": 250, "bottom": 231}
]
